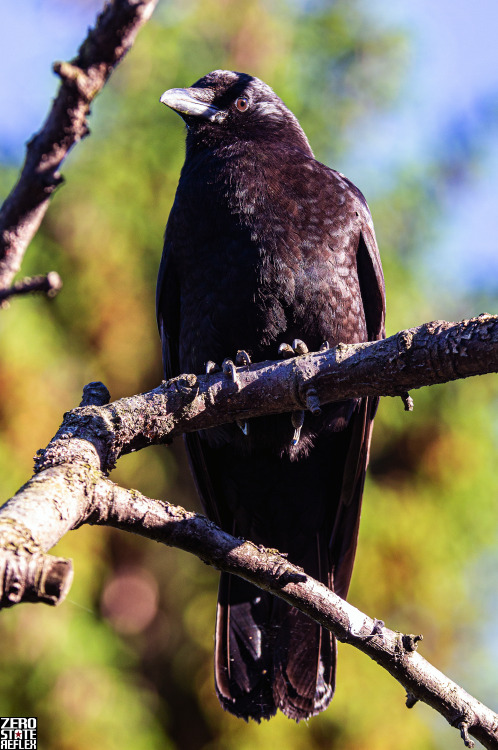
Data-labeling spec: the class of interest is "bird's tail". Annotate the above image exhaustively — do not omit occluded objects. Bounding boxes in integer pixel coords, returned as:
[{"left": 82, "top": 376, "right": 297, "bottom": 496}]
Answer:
[{"left": 214, "top": 552, "right": 335, "bottom": 721}]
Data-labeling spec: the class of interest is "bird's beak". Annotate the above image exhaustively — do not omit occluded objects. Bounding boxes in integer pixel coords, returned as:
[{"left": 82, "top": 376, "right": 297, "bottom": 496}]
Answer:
[{"left": 159, "top": 88, "right": 220, "bottom": 121}]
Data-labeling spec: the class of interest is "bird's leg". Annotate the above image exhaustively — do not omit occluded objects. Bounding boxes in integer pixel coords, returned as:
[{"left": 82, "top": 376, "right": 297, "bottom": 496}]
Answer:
[
  {"left": 234, "top": 351, "right": 252, "bottom": 435},
  {"left": 278, "top": 339, "right": 312, "bottom": 445},
  {"left": 206, "top": 354, "right": 251, "bottom": 435}
]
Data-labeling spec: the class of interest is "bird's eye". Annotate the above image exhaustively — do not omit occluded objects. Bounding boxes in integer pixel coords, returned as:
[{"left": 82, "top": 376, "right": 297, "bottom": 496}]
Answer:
[{"left": 235, "top": 97, "right": 249, "bottom": 112}]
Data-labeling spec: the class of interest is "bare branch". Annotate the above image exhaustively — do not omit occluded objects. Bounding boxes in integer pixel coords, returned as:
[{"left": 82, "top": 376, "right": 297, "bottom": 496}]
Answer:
[
  {"left": 1, "top": 471, "right": 497, "bottom": 747},
  {"left": 0, "top": 271, "right": 63, "bottom": 305},
  {"left": 0, "top": 0, "right": 158, "bottom": 291},
  {"left": 0, "top": 314, "right": 496, "bottom": 747},
  {"left": 29, "top": 313, "right": 497, "bottom": 475}
]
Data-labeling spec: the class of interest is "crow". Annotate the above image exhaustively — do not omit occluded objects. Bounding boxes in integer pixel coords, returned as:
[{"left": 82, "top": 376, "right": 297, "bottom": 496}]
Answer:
[{"left": 157, "top": 70, "right": 385, "bottom": 722}]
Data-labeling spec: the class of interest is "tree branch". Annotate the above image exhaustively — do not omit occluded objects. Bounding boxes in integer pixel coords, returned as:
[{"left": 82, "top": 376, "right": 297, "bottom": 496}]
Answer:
[
  {"left": 0, "top": 314, "right": 497, "bottom": 747},
  {"left": 0, "top": 271, "right": 63, "bottom": 305},
  {"left": 0, "top": 0, "right": 158, "bottom": 293},
  {"left": 33, "top": 313, "right": 498, "bottom": 474}
]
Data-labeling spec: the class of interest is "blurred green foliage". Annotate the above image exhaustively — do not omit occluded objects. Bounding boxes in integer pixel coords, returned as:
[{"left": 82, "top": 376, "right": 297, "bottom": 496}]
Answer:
[{"left": 0, "top": 1, "right": 496, "bottom": 748}]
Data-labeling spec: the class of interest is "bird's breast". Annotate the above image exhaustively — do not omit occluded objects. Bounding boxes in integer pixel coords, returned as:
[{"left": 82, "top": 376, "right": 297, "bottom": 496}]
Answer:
[{"left": 173, "top": 155, "right": 366, "bottom": 374}]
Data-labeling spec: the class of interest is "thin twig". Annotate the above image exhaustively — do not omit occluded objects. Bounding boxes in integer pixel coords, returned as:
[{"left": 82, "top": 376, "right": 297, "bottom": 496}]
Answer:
[
  {"left": 0, "top": 271, "right": 62, "bottom": 305},
  {"left": 0, "top": 0, "right": 158, "bottom": 292}
]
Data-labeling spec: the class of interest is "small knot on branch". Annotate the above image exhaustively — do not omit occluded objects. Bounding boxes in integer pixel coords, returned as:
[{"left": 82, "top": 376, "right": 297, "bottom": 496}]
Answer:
[
  {"left": 405, "top": 692, "right": 418, "bottom": 709},
  {"left": 401, "top": 391, "right": 414, "bottom": 411},
  {"left": 402, "top": 633, "right": 423, "bottom": 652},
  {"left": 53, "top": 61, "right": 98, "bottom": 103},
  {"left": 79, "top": 381, "right": 111, "bottom": 407},
  {"left": 305, "top": 386, "right": 322, "bottom": 415},
  {"left": 458, "top": 721, "right": 475, "bottom": 748}
]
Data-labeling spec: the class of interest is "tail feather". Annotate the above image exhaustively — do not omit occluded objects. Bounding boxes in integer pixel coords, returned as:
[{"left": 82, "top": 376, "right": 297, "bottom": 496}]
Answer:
[
  {"left": 273, "top": 604, "right": 335, "bottom": 720},
  {"left": 215, "top": 574, "right": 276, "bottom": 720},
  {"left": 215, "top": 529, "right": 336, "bottom": 722}
]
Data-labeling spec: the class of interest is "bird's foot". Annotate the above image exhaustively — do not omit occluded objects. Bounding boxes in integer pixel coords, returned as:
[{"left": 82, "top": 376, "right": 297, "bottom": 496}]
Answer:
[
  {"left": 205, "top": 360, "right": 220, "bottom": 374},
  {"left": 235, "top": 349, "right": 251, "bottom": 366},
  {"left": 278, "top": 339, "right": 321, "bottom": 445},
  {"left": 233, "top": 351, "right": 252, "bottom": 434},
  {"left": 206, "top": 351, "right": 252, "bottom": 436},
  {"left": 278, "top": 338, "right": 309, "bottom": 359}
]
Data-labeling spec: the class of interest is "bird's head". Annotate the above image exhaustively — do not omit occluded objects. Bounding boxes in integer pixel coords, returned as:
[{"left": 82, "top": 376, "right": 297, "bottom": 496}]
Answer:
[{"left": 160, "top": 70, "right": 313, "bottom": 155}]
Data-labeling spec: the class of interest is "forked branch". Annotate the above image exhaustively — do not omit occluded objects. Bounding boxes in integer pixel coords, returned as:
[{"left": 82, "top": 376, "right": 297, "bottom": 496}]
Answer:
[{"left": 0, "top": 315, "right": 497, "bottom": 747}]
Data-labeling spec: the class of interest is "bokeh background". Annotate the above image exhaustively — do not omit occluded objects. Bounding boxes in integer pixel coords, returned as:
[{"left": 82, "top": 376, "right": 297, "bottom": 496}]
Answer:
[{"left": 0, "top": 1, "right": 497, "bottom": 748}]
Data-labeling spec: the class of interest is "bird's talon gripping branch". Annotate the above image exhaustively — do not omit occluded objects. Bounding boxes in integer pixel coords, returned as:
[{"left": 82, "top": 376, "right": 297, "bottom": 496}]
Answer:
[
  {"left": 278, "top": 342, "right": 295, "bottom": 359},
  {"left": 222, "top": 358, "right": 240, "bottom": 390},
  {"left": 291, "top": 410, "right": 305, "bottom": 446},
  {"left": 205, "top": 360, "right": 220, "bottom": 374},
  {"left": 235, "top": 349, "right": 251, "bottom": 366},
  {"left": 292, "top": 338, "right": 309, "bottom": 355},
  {"left": 319, "top": 341, "right": 330, "bottom": 351}
]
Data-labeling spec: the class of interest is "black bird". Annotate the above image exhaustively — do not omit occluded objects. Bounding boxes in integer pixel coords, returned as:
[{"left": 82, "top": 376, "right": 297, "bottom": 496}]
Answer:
[{"left": 157, "top": 70, "right": 385, "bottom": 722}]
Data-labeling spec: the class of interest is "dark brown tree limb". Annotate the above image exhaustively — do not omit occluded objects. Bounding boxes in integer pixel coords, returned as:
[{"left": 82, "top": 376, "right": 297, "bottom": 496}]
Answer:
[
  {"left": 0, "top": 0, "right": 158, "bottom": 293},
  {"left": 0, "top": 315, "right": 496, "bottom": 747}
]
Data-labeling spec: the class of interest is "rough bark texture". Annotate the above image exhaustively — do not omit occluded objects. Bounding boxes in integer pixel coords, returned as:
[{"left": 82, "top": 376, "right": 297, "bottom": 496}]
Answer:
[
  {"left": 29, "top": 314, "right": 497, "bottom": 475},
  {"left": 0, "top": 0, "right": 158, "bottom": 294},
  {"left": 0, "top": 318, "right": 496, "bottom": 746}
]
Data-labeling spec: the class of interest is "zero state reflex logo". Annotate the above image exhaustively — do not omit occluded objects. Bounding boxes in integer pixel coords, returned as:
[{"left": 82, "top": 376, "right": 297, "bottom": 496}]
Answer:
[{"left": 0, "top": 718, "right": 37, "bottom": 749}]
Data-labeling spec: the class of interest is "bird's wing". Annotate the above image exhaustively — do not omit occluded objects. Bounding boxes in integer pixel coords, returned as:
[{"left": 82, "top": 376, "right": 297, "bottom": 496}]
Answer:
[
  {"left": 327, "top": 211, "right": 386, "bottom": 599},
  {"left": 357, "top": 215, "right": 386, "bottom": 340}
]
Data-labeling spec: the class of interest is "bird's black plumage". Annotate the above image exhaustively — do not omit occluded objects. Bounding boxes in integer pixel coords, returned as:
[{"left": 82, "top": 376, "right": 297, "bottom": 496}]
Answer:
[{"left": 156, "top": 70, "right": 385, "bottom": 722}]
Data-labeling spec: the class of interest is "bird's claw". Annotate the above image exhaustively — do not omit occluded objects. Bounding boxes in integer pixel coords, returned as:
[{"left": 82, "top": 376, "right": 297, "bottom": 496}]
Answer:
[
  {"left": 278, "top": 342, "right": 294, "bottom": 359},
  {"left": 291, "top": 410, "right": 305, "bottom": 446},
  {"left": 205, "top": 360, "right": 220, "bottom": 374},
  {"left": 279, "top": 339, "right": 316, "bottom": 445},
  {"left": 292, "top": 339, "right": 308, "bottom": 355},
  {"left": 319, "top": 341, "right": 329, "bottom": 351},
  {"left": 236, "top": 419, "right": 249, "bottom": 436},
  {"left": 222, "top": 358, "right": 240, "bottom": 390},
  {"left": 235, "top": 349, "right": 251, "bottom": 366},
  {"left": 278, "top": 338, "right": 309, "bottom": 359}
]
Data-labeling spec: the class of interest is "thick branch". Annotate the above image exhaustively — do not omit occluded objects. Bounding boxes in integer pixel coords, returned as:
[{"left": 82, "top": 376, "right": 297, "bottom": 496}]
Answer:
[
  {"left": 1, "top": 470, "right": 497, "bottom": 747},
  {"left": 31, "top": 313, "right": 498, "bottom": 474},
  {"left": 0, "top": 315, "right": 496, "bottom": 747},
  {"left": 0, "top": 0, "right": 158, "bottom": 290}
]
